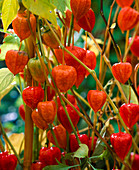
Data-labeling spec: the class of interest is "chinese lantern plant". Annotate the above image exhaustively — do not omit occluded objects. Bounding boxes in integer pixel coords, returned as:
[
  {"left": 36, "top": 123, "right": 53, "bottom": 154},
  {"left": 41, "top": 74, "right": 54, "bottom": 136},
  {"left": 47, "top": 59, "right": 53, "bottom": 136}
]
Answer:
[
  {"left": 117, "top": 6, "right": 139, "bottom": 32},
  {"left": 28, "top": 57, "right": 48, "bottom": 83},
  {"left": 12, "top": 10, "right": 36, "bottom": 41},
  {"left": 1, "top": 0, "right": 139, "bottom": 170},
  {"left": 5, "top": 50, "right": 29, "bottom": 75}
]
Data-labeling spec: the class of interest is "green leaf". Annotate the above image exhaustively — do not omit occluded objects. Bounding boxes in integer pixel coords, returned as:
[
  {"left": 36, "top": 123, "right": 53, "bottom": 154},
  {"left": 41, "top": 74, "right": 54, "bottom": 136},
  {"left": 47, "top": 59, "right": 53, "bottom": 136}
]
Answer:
[
  {"left": 3, "top": 36, "right": 18, "bottom": 43},
  {"left": 88, "top": 161, "right": 103, "bottom": 170},
  {"left": 74, "top": 144, "right": 89, "bottom": 158},
  {"left": 0, "top": 28, "right": 12, "bottom": 33},
  {"left": 62, "top": 152, "right": 74, "bottom": 161},
  {"left": 2, "top": 0, "right": 19, "bottom": 31},
  {"left": 0, "top": 68, "right": 15, "bottom": 100},
  {"left": 121, "top": 84, "right": 138, "bottom": 104},
  {"left": 22, "top": 0, "right": 57, "bottom": 26},
  {"left": 43, "top": 163, "right": 80, "bottom": 170},
  {"left": 50, "top": 0, "right": 70, "bottom": 15},
  {"left": 0, "top": 68, "right": 14, "bottom": 92},
  {"left": 0, "top": 34, "right": 25, "bottom": 60},
  {"left": 0, "top": 0, "right": 4, "bottom": 14},
  {"left": 0, "top": 81, "right": 16, "bottom": 101},
  {"left": 0, "top": 42, "right": 19, "bottom": 60},
  {"left": 93, "top": 120, "right": 110, "bottom": 156}
]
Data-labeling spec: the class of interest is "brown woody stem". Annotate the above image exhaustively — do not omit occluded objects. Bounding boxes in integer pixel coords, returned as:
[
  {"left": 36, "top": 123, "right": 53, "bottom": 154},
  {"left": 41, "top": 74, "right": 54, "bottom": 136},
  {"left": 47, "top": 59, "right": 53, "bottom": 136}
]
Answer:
[
  {"left": 101, "top": 6, "right": 120, "bottom": 85},
  {"left": 100, "top": 0, "right": 121, "bottom": 61},
  {"left": 23, "top": 11, "right": 35, "bottom": 170},
  {"left": 123, "top": 23, "right": 139, "bottom": 62},
  {"left": 99, "top": 0, "right": 115, "bottom": 83},
  {"left": 23, "top": 67, "right": 34, "bottom": 170},
  {"left": 88, "top": 32, "right": 128, "bottom": 103},
  {"left": 134, "top": 63, "right": 139, "bottom": 91}
]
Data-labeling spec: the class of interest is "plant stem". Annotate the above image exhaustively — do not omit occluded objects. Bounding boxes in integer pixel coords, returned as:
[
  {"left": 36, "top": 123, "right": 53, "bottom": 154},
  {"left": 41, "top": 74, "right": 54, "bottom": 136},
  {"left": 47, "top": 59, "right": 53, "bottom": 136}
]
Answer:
[
  {"left": 24, "top": 63, "right": 34, "bottom": 170},
  {"left": 73, "top": 90, "right": 91, "bottom": 108},
  {"left": 33, "top": 126, "right": 39, "bottom": 161},
  {"left": 50, "top": 125, "right": 60, "bottom": 148},
  {"left": 23, "top": 12, "right": 35, "bottom": 169},
  {"left": 0, "top": 121, "right": 21, "bottom": 164},
  {"left": 88, "top": 32, "right": 128, "bottom": 103},
  {"left": 123, "top": 23, "right": 139, "bottom": 62},
  {"left": 0, "top": 138, "right": 5, "bottom": 152},
  {"left": 70, "top": 88, "right": 92, "bottom": 125},
  {"left": 99, "top": 0, "right": 116, "bottom": 83},
  {"left": 124, "top": 30, "right": 129, "bottom": 58},
  {"left": 91, "top": 113, "right": 97, "bottom": 155},
  {"left": 24, "top": 105, "right": 34, "bottom": 170},
  {"left": 66, "top": 131, "right": 70, "bottom": 153},
  {"left": 100, "top": 0, "right": 121, "bottom": 61},
  {"left": 134, "top": 63, "right": 139, "bottom": 91},
  {"left": 28, "top": 18, "right": 50, "bottom": 86},
  {"left": 18, "top": 74, "right": 23, "bottom": 93},
  {"left": 68, "top": 13, "right": 74, "bottom": 46},
  {"left": 101, "top": 6, "right": 120, "bottom": 85}
]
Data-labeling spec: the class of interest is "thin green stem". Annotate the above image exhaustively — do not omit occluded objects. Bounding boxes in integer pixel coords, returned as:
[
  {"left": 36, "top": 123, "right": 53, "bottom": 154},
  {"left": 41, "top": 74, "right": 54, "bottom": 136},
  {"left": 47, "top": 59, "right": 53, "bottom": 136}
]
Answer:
[
  {"left": 68, "top": 14, "right": 74, "bottom": 46},
  {"left": 18, "top": 74, "right": 23, "bottom": 93},
  {"left": 70, "top": 88, "right": 92, "bottom": 125},
  {"left": 33, "top": 126, "right": 39, "bottom": 161},
  {"left": 37, "top": 19, "right": 45, "bottom": 59},
  {"left": 0, "top": 121, "right": 21, "bottom": 164},
  {"left": 123, "top": 23, "right": 139, "bottom": 62},
  {"left": 50, "top": 48, "right": 59, "bottom": 65},
  {"left": 50, "top": 126, "right": 60, "bottom": 148},
  {"left": 15, "top": 85, "right": 22, "bottom": 95},
  {"left": 73, "top": 90, "right": 91, "bottom": 108},
  {"left": 61, "top": 99, "right": 81, "bottom": 144},
  {"left": 66, "top": 131, "right": 70, "bottom": 153},
  {"left": 0, "top": 138, "right": 5, "bottom": 152}
]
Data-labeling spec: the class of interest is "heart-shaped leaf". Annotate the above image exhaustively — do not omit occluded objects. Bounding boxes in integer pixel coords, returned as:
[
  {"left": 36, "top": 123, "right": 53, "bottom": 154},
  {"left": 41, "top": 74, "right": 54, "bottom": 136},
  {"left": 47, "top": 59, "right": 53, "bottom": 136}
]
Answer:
[
  {"left": 74, "top": 144, "right": 89, "bottom": 158},
  {"left": 2, "top": 0, "right": 19, "bottom": 31},
  {"left": 22, "top": 0, "right": 57, "bottom": 27},
  {"left": 0, "top": 68, "right": 14, "bottom": 93}
]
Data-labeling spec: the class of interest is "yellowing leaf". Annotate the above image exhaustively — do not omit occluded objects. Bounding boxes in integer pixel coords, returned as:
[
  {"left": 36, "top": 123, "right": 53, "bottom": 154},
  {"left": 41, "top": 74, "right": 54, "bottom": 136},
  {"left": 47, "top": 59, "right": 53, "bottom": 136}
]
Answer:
[
  {"left": 81, "top": 35, "right": 103, "bottom": 56},
  {"left": 82, "top": 35, "right": 103, "bottom": 45},
  {"left": 0, "top": 68, "right": 14, "bottom": 92},
  {"left": 22, "top": 0, "right": 57, "bottom": 26},
  {"left": 0, "top": 0, "right": 4, "bottom": 13},
  {"left": 0, "top": 43, "right": 19, "bottom": 60},
  {"left": 89, "top": 45, "right": 100, "bottom": 57},
  {"left": 121, "top": 84, "right": 138, "bottom": 104},
  {"left": 0, "top": 68, "right": 15, "bottom": 100},
  {"left": 5, "top": 133, "right": 24, "bottom": 154},
  {"left": 50, "top": 0, "right": 70, "bottom": 15},
  {"left": 0, "top": 81, "right": 16, "bottom": 101},
  {"left": 2, "top": 0, "right": 19, "bottom": 31},
  {"left": 74, "top": 144, "right": 89, "bottom": 158},
  {"left": 110, "top": 23, "right": 116, "bottom": 29}
]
